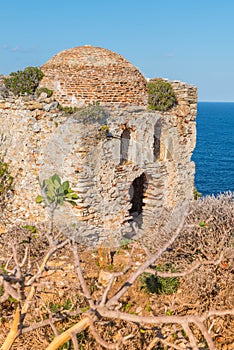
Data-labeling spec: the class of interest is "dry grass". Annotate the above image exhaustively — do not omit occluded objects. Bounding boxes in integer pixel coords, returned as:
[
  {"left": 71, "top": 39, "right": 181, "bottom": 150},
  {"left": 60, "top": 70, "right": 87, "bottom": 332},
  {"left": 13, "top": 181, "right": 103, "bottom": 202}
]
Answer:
[{"left": 0, "top": 193, "right": 233, "bottom": 349}]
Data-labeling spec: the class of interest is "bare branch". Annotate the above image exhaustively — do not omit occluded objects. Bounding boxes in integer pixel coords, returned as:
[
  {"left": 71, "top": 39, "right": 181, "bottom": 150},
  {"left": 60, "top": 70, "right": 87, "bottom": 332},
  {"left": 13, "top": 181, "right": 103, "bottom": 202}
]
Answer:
[
  {"left": 147, "top": 337, "right": 185, "bottom": 350},
  {"left": 21, "top": 308, "right": 84, "bottom": 334},
  {"left": 19, "top": 246, "right": 30, "bottom": 268},
  {"left": 10, "top": 245, "right": 29, "bottom": 269},
  {"left": 201, "top": 308, "right": 234, "bottom": 319},
  {"left": 97, "top": 306, "right": 234, "bottom": 334},
  {"left": 72, "top": 243, "right": 95, "bottom": 309},
  {"left": 1, "top": 280, "right": 20, "bottom": 301},
  {"left": 100, "top": 272, "right": 124, "bottom": 307},
  {"left": 1, "top": 194, "right": 233, "bottom": 349},
  {"left": 11, "top": 245, "right": 19, "bottom": 267},
  {"left": 193, "top": 319, "right": 215, "bottom": 350},
  {"left": 70, "top": 332, "right": 79, "bottom": 350},
  {"left": 45, "top": 317, "right": 90, "bottom": 350},
  {"left": 4, "top": 256, "right": 14, "bottom": 273},
  {"left": 22, "top": 319, "right": 59, "bottom": 334},
  {"left": 0, "top": 290, "right": 9, "bottom": 303},
  {"left": 182, "top": 321, "right": 199, "bottom": 350},
  {"left": 1, "top": 307, "right": 20, "bottom": 350},
  {"left": 106, "top": 210, "right": 188, "bottom": 308},
  {"left": 89, "top": 317, "right": 119, "bottom": 350},
  {"left": 98, "top": 306, "right": 191, "bottom": 324},
  {"left": 26, "top": 239, "right": 69, "bottom": 286},
  {"left": 40, "top": 300, "right": 59, "bottom": 337},
  {"left": 145, "top": 253, "right": 224, "bottom": 278}
]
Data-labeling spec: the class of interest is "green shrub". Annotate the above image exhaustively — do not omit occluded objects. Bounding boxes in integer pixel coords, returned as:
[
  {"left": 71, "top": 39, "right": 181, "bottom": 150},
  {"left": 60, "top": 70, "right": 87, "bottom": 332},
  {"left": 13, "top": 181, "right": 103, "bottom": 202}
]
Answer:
[
  {"left": 4, "top": 66, "right": 44, "bottom": 96},
  {"left": 0, "top": 160, "right": 13, "bottom": 212},
  {"left": 140, "top": 264, "right": 179, "bottom": 295},
  {"left": 36, "top": 173, "right": 79, "bottom": 207},
  {"left": 57, "top": 104, "right": 79, "bottom": 114},
  {"left": 147, "top": 79, "right": 177, "bottom": 112},
  {"left": 74, "top": 104, "right": 110, "bottom": 124},
  {"left": 36, "top": 87, "right": 53, "bottom": 98},
  {"left": 193, "top": 187, "right": 202, "bottom": 200}
]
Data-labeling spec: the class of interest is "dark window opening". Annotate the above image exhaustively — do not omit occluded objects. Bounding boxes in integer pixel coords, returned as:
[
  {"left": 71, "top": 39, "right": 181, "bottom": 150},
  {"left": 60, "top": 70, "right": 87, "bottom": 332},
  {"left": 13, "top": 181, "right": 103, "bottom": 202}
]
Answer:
[
  {"left": 153, "top": 120, "right": 161, "bottom": 161},
  {"left": 129, "top": 173, "right": 148, "bottom": 226},
  {"left": 120, "top": 128, "right": 130, "bottom": 164}
]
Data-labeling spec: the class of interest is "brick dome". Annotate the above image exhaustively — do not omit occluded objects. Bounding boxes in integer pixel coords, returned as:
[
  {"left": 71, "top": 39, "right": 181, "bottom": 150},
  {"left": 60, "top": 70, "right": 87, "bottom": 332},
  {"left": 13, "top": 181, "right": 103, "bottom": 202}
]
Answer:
[{"left": 40, "top": 45, "right": 147, "bottom": 107}]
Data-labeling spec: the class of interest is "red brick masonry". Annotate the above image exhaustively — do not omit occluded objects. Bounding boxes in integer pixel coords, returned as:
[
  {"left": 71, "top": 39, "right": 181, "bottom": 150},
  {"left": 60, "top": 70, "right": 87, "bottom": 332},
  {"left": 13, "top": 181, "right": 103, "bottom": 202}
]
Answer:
[{"left": 40, "top": 46, "right": 147, "bottom": 107}]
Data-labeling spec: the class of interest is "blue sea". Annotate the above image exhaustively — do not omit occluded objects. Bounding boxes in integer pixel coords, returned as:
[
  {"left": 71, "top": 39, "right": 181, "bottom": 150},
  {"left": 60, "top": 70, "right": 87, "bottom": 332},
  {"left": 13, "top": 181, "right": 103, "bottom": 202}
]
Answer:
[{"left": 192, "top": 102, "right": 234, "bottom": 197}]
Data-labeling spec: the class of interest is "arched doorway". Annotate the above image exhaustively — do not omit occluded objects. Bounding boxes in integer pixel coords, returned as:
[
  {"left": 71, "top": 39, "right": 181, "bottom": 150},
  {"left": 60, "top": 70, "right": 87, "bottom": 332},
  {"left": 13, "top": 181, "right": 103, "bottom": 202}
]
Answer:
[{"left": 129, "top": 173, "right": 148, "bottom": 226}]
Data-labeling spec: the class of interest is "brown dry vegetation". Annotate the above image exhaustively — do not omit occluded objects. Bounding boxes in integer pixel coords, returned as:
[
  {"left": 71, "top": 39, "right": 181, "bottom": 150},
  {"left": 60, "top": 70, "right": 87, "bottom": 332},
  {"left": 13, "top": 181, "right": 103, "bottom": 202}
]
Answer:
[{"left": 0, "top": 193, "right": 233, "bottom": 350}]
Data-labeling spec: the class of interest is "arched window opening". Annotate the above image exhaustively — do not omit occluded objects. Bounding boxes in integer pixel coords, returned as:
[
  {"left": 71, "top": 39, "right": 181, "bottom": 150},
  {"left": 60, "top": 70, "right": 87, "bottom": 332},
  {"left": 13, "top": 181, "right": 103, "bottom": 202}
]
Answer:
[
  {"left": 129, "top": 173, "right": 148, "bottom": 227},
  {"left": 120, "top": 128, "right": 130, "bottom": 164},
  {"left": 153, "top": 120, "right": 161, "bottom": 161}
]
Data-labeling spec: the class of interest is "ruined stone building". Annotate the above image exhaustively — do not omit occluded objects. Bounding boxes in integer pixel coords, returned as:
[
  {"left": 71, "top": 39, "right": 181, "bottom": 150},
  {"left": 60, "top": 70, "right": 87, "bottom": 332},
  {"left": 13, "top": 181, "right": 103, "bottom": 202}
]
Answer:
[{"left": 0, "top": 46, "right": 197, "bottom": 246}]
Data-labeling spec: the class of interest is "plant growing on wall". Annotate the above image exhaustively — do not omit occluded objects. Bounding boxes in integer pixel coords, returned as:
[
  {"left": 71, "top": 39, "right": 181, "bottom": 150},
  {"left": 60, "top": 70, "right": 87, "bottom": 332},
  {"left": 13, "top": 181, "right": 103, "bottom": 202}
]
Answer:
[
  {"left": 36, "top": 173, "right": 78, "bottom": 208},
  {"left": 36, "top": 174, "right": 79, "bottom": 240},
  {"left": 57, "top": 104, "right": 80, "bottom": 114},
  {"left": 4, "top": 66, "right": 44, "bottom": 96},
  {"left": 75, "top": 104, "right": 110, "bottom": 124},
  {"left": 193, "top": 187, "right": 202, "bottom": 200},
  {"left": 0, "top": 159, "right": 13, "bottom": 213},
  {"left": 147, "top": 79, "right": 177, "bottom": 112},
  {"left": 36, "top": 87, "right": 53, "bottom": 98}
]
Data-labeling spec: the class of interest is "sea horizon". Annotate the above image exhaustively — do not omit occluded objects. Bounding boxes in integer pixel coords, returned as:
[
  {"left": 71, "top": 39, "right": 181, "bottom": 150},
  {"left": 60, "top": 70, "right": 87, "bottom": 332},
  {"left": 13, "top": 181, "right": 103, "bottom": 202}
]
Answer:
[{"left": 199, "top": 100, "right": 234, "bottom": 103}]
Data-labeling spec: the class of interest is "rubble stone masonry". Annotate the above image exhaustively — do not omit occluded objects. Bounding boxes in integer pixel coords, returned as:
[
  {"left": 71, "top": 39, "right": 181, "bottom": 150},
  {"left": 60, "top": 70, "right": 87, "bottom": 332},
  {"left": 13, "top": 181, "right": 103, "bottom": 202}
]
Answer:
[{"left": 0, "top": 46, "right": 197, "bottom": 246}]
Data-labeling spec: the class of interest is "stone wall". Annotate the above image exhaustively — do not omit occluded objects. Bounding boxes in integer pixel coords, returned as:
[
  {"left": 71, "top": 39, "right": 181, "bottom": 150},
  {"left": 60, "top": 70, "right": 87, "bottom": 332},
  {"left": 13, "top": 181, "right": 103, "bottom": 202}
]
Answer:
[{"left": 0, "top": 80, "right": 197, "bottom": 246}]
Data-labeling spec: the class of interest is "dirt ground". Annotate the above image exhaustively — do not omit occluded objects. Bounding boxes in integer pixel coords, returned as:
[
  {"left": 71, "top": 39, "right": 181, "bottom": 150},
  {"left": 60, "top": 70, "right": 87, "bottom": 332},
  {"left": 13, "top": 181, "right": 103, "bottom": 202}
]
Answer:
[
  {"left": 0, "top": 194, "right": 234, "bottom": 349},
  {"left": 0, "top": 241, "right": 233, "bottom": 350}
]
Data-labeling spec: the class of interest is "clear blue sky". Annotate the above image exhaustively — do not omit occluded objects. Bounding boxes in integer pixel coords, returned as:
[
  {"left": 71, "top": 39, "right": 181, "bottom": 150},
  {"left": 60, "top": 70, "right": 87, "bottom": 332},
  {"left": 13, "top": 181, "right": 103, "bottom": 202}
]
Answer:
[{"left": 0, "top": 0, "right": 234, "bottom": 101}]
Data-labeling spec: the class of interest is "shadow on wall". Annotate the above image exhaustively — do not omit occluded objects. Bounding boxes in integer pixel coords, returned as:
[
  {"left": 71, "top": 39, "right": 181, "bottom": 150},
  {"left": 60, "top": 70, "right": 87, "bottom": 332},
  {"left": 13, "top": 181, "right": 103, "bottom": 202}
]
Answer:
[
  {"left": 120, "top": 128, "right": 131, "bottom": 164},
  {"left": 119, "top": 120, "right": 162, "bottom": 231},
  {"left": 154, "top": 120, "right": 161, "bottom": 161}
]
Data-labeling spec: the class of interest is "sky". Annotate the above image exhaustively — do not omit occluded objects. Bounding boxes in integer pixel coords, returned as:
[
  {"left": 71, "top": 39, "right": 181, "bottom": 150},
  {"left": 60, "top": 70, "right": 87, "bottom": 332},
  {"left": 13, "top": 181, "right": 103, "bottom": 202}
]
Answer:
[{"left": 0, "top": 0, "right": 234, "bottom": 102}]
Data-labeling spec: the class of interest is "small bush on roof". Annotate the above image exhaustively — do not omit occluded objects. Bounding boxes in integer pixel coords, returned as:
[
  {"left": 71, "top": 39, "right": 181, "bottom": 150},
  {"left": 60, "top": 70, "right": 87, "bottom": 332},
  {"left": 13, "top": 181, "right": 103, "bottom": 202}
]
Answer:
[
  {"left": 147, "top": 79, "right": 177, "bottom": 112},
  {"left": 4, "top": 67, "right": 44, "bottom": 96}
]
